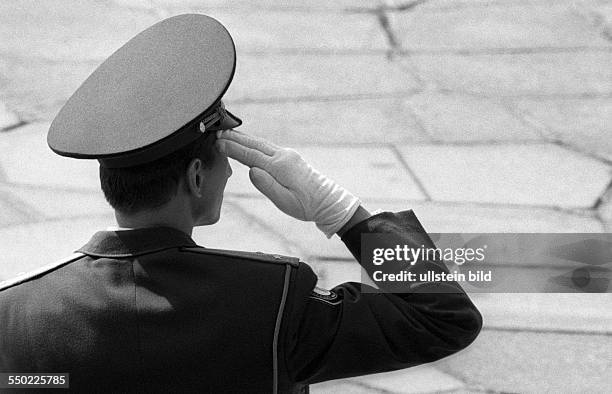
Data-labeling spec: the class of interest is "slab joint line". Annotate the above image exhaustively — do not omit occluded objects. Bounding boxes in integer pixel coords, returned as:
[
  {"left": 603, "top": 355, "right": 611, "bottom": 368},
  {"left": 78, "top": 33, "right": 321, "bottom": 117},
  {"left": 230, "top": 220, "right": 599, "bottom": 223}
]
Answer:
[{"left": 389, "top": 144, "right": 432, "bottom": 201}]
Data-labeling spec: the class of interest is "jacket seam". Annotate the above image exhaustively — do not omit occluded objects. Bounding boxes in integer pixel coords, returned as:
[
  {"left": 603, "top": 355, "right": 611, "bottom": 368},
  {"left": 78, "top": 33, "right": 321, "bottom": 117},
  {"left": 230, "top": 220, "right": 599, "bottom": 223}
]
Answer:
[
  {"left": 130, "top": 260, "right": 144, "bottom": 392},
  {"left": 273, "top": 264, "right": 293, "bottom": 394},
  {"left": 181, "top": 247, "right": 300, "bottom": 267},
  {"left": 78, "top": 245, "right": 191, "bottom": 258}
]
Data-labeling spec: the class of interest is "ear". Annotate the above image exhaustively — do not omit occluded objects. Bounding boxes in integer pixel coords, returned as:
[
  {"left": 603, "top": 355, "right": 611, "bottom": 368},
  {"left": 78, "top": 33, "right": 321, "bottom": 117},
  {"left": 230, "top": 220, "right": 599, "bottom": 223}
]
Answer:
[{"left": 186, "top": 158, "right": 204, "bottom": 197}]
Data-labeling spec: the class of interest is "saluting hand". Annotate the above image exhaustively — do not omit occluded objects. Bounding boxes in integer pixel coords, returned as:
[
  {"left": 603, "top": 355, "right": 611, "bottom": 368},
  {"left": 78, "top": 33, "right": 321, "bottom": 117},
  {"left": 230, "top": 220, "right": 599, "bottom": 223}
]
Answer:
[{"left": 216, "top": 129, "right": 360, "bottom": 238}]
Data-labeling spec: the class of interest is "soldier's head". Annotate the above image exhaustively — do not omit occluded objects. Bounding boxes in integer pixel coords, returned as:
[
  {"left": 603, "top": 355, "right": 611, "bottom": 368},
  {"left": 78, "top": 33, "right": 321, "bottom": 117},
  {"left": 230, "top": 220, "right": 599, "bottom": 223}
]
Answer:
[
  {"left": 46, "top": 15, "right": 241, "bottom": 228},
  {"left": 99, "top": 130, "right": 232, "bottom": 225}
]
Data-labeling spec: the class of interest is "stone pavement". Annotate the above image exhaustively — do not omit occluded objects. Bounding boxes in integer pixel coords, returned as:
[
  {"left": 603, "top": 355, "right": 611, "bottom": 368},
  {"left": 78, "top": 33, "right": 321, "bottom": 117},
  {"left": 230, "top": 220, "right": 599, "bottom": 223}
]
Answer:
[{"left": 1, "top": 0, "right": 611, "bottom": 393}]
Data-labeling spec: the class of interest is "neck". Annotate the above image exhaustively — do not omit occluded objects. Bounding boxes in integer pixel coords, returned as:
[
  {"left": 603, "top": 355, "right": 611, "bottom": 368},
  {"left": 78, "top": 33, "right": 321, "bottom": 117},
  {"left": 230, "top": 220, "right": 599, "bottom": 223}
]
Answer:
[{"left": 114, "top": 199, "right": 194, "bottom": 236}]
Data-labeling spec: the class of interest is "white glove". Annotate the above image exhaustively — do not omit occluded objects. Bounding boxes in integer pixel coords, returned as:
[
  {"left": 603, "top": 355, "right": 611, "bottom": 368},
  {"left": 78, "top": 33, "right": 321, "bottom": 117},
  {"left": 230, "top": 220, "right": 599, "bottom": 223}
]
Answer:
[{"left": 216, "top": 129, "right": 360, "bottom": 238}]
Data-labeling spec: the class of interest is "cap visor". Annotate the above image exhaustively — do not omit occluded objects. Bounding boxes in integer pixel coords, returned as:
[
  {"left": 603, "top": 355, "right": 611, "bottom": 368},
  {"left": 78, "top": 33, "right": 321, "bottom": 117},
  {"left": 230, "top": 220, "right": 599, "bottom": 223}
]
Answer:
[{"left": 215, "top": 109, "right": 242, "bottom": 130}]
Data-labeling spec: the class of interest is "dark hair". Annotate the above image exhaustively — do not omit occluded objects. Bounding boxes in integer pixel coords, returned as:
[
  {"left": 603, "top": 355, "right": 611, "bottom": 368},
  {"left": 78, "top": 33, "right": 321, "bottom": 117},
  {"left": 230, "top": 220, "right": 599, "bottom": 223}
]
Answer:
[{"left": 100, "top": 132, "right": 216, "bottom": 213}]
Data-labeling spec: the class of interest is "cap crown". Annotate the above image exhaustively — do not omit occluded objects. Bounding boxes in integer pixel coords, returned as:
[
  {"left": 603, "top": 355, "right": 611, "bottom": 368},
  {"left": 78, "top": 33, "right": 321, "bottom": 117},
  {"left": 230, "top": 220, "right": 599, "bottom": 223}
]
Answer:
[{"left": 48, "top": 14, "right": 236, "bottom": 160}]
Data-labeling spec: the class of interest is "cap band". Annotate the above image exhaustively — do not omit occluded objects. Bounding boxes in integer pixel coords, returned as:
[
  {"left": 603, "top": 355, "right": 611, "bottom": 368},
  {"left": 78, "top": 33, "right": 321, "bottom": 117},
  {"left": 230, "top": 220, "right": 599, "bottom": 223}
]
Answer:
[{"left": 98, "top": 101, "right": 236, "bottom": 168}]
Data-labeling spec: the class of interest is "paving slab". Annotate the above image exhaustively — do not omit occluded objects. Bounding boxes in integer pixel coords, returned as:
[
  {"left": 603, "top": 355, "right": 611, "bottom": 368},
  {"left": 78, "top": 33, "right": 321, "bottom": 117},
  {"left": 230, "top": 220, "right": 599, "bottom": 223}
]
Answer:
[
  {"left": 404, "top": 92, "right": 542, "bottom": 142},
  {"left": 0, "top": 123, "right": 100, "bottom": 190},
  {"left": 397, "top": 144, "right": 611, "bottom": 208},
  {"left": 228, "top": 196, "right": 349, "bottom": 258},
  {"left": 351, "top": 366, "right": 465, "bottom": 394},
  {"left": 225, "top": 201, "right": 612, "bottom": 331},
  {"left": 228, "top": 196, "right": 603, "bottom": 265},
  {"left": 412, "top": 0, "right": 599, "bottom": 11},
  {"left": 0, "top": 199, "right": 297, "bottom": 282},
  {"left": 436, "top": 329, "right": 612, "bottom": 393},
  {"left": 366, "top": 200, "right": 603, "bottom": 233},
  {"left": 224, "top": 54, "right": 419, "bottom": 102},
  {"left": 598, "top": 186, "right": 612, "bottom": 226},
  {"left": 574, "top": 2, "right": 612, "bottom": 42},
  {"left": 227, "top": 146, "right": 427, "bottom": 201},
  {"left": 225, "top": 200, "right": 605, "bottom": 292},
  {"left": 0, "top": 184, "right": 111, "bottom": 220},
  {"left": 388, "top": 4, "right": 610, "bottom": 50},
  {"left": 420, "top": 202, "right": 604, "bottom": 233},
  {"left": 406, "top": 51, "right": 612, "bottom": 96},
  {"left": 472, "top": 293, "right": 612, "bottom": 334},
  {"left": 193, "top": 199, "right": 298, "bottom": 256},
  {"left": 0, "top": 102, "right": 20, "bottom": 130},
  {"left": 0, "top": 191, "right": 37, "bottom": 228},
  {"left": 1, "top": 55, "right": 420, "bottom": 123},
  {"left": 0, "top": 0, "right": 158, "bottom": 62},
  {"left": 180, "top": 11, "right": 387, "bottom": 52},
  {"left": 300, "top": 146, "right": 427, "bottom": 200},
  {"left": 228, "top": 99, "right": 427, "bottom": 146},
  {"left": 0, "top": 57, "right": 97, "bottom": 121},
  {"left": 0, "top": 215, "right": 116, "bottom": 281},
  {"left": 115, "top": 0, "right": 383, "bottom": 11},
  {"left": 313, "top": 263, "right": 612, "bottom": 332},
  {"left": 311, "top": 380, "right": 378, "bottom": 394},
  {"left": 511, "top": 98, "right": 612, "bottom": 161},
  {"left": 0, "top": 0, "right": 384, "bottom": 58}
]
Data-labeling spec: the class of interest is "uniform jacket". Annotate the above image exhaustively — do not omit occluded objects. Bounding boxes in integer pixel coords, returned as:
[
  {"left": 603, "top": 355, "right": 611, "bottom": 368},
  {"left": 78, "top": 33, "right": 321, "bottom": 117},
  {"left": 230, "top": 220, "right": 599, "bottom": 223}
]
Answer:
[{"left": 0, "top": 210, "right": 482, "bottom": 393}]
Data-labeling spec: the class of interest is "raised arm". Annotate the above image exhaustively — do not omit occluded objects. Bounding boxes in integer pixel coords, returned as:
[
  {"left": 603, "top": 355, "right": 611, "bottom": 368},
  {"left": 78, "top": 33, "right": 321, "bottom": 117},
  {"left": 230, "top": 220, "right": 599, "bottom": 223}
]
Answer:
[{"left": 216, "top": 130, "right": 482, "bottom": 385}]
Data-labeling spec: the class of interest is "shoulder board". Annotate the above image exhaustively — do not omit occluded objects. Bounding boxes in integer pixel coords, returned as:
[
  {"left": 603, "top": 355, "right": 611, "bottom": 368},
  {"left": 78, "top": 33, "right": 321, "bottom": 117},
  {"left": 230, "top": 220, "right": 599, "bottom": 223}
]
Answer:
[
  {"left": 180, "top": 246, "right": 300, "bottom": 267},
  {"left": 0, "top": 252, "right": 86, "bottom": 292}
]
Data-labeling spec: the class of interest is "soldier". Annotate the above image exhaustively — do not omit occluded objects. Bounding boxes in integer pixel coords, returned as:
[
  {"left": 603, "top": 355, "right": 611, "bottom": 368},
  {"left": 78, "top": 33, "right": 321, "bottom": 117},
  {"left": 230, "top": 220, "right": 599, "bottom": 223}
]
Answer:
[{"left": 0, "top": 14, "right": 481, "bottom": 393}]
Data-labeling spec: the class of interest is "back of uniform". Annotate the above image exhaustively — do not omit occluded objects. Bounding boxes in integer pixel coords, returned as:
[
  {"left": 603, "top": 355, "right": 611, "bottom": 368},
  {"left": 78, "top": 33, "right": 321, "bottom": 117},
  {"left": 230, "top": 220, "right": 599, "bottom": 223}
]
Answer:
[
  {"left": 0, "top": 211, "right": 482, "bottom": 393},
  {"left": 0, "top": 227, "right": 301, "bottom": 393}
]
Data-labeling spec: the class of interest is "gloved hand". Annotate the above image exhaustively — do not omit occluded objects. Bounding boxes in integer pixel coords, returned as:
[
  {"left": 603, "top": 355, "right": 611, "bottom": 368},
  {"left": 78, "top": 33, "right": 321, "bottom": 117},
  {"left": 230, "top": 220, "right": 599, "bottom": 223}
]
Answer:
[{"left": 216, "top": 129, "right": 360, "bottom": 238}]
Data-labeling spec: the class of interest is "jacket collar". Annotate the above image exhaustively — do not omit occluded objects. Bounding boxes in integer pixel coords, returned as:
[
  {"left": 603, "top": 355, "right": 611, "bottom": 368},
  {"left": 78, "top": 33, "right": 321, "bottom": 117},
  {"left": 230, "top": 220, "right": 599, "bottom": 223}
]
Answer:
[{"left": 77, "top": 226, "right": 197, "bottom": 257}]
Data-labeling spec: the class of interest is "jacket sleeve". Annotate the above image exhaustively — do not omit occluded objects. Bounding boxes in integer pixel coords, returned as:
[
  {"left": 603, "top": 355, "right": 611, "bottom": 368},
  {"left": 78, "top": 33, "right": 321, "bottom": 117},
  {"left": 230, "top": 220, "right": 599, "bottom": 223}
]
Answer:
[{"left": 282, "top": 210, "right": 483, "bottom": 384}]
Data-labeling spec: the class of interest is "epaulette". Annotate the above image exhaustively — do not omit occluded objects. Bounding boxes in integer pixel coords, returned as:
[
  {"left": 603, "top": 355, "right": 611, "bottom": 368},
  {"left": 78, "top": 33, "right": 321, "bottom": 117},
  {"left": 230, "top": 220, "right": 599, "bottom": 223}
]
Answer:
[
  {"left": 180, "top": 247, "right": 300, "bottom": 267},
  {"left": 0, "top": 252, "right": 86, "bottom": 292}
]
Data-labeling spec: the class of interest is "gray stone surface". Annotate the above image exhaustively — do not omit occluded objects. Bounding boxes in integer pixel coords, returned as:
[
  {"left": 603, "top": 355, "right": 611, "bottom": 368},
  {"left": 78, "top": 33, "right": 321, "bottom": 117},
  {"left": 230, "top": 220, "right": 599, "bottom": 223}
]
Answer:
[
  {"left": 574, "top": 2, "right": 612, "bottom": 42},
  {"left": 512, "top": 98, "right": 612, "bottom": 161},
  {"left": 225, "top": 198, "right": 604, "bottom": 268},
  {"left": 404, "top": 92, "right": 542, "bottom": 142},
  {"left": 225, "top": 54, "right": 419, "bottom": 102},
  {"left": 0, "top": 58, "right": 97, "bottom": 120},
  {"left": 372, "top": 200, "right": 604, "bottom": 233},
  {"left": 0, "top": 215, "right": 116, "bottom": 280},
  {"left": 229, "top": 99, "right": 427, "bottom": 146},
  {"left": 0, "top": 1, "right": 158, "bottom": 61},
  {"left": 0, "top": 123, "right": 100, "bottom": 190},
  {"left": 398, "top": 144, "right": 611, "bottom": 208},
  {"left": 229, "top": 196, "right": 349, "bottom": 260},
  {"left": 193, "top": 200, "right": 299, "bottom": 255},
  {"left": 436, "top": 329, "right": 612, "bottom": 393},
  {"left": 298, "top": 146, "right": 428, "bottom": 200},
  {"left": 411, "top": 0, "right": 602, "bottom": 10},
  {"left": 0, "top": 189, "right": 38, "bottom": 228},
  {"left": 406, "top": 52, "right": 612, "bottom": 96},
  {"left": 228, "top": 146, "right": 427, "bottom": 200},
  {"left": 1, "top": 0, "right": 612, "bottom": 392},
  {"left": 196, "top": 11, "right": 387, "bottom": 52},
  {"left": 311, "top": 347, "right": 469, "bottom": 394},
  {"left": 472, "top": 293, "right": 612, "bottom": 334},
  {"left": 0, "top": 102, "right": 20, "bottom": 130},
  {"left": 114, "top": 0, "right": 383, "bottom": 12},
  {"left": 388, "top": 4, "right": 611, "bottom": 50},
  {"left": 351, "top": 367, "right": 465, "bottom": 394},
  {"left": 0, "top": 184, "right": 111, "bottom": 220},
  {"left": 311, "top": 381, "right": 379, "bottom": 394}
]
